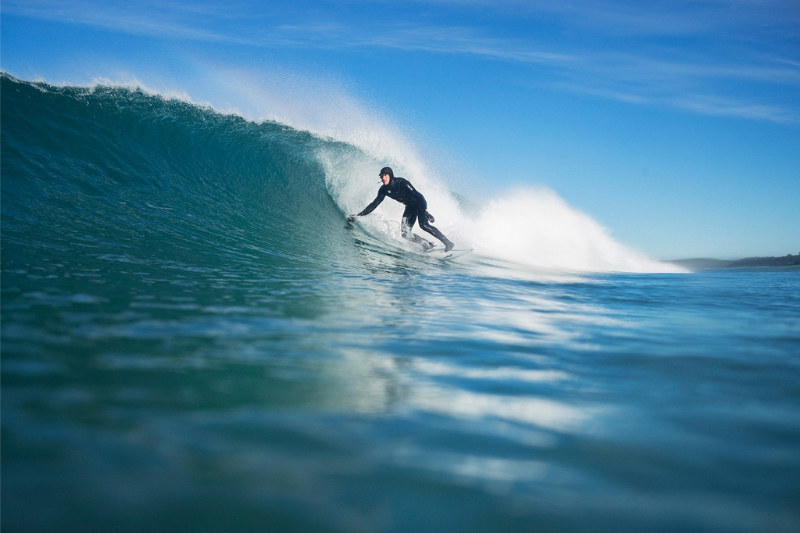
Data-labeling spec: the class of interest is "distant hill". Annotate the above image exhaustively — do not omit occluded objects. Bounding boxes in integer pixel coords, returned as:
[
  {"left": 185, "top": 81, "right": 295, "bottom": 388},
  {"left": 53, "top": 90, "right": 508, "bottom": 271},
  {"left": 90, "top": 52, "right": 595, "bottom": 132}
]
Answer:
[{"left": 670, "top": 254, "right": 800, "bottom": 270}]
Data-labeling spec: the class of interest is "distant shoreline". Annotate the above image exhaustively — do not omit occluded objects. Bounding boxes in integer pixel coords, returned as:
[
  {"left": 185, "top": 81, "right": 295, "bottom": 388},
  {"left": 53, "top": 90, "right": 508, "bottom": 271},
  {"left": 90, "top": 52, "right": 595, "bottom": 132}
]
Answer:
[{"left": 669, "top": 254, "right": 800, "bottom": 270}]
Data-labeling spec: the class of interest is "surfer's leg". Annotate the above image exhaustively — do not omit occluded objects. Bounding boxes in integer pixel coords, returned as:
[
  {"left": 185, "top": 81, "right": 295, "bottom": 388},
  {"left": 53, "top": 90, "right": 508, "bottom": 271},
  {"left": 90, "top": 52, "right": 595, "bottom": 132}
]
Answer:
[
  {"left": 401, "top": 207, "right": 434, "bottom": 250},
  {"left": 400, "top": 213, "right": 417, "bottom": 241},
  {"left": 418, "top": 211, "right": 454, "bottom": 251}
]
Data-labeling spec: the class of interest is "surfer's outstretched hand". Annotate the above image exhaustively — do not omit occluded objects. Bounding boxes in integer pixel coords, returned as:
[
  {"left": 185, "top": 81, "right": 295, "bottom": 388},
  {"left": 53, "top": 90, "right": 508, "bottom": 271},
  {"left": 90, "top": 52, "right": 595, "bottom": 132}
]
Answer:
[
  {"left": 426, "top": 212, "right": 435, "bottom": 223},
  {"left": 347, "top": 214, "right": 357, "bottom": 223}
]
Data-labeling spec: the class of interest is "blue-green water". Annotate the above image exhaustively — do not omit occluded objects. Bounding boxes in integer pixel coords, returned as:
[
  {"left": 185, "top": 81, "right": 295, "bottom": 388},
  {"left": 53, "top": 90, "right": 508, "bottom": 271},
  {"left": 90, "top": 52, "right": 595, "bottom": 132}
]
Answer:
[{"left": 3, "top": 74, "right": 799, "bottom": 532}]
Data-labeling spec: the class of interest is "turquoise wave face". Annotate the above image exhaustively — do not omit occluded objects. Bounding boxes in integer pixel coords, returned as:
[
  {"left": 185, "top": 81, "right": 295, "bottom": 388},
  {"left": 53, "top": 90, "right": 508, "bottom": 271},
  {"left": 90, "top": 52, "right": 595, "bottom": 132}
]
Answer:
[{"left": 1, "top": 74, "right": 353, "bottom": 270}]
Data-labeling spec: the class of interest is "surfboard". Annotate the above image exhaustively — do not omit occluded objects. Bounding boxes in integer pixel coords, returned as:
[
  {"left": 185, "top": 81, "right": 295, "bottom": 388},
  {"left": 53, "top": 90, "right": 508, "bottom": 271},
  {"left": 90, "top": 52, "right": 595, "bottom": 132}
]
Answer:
[
  {"left": 425, "top": 246, "right": 473, "bottom": 260},
  {"left": 347, "top": 217, "right": 471, "bottom": 260}
]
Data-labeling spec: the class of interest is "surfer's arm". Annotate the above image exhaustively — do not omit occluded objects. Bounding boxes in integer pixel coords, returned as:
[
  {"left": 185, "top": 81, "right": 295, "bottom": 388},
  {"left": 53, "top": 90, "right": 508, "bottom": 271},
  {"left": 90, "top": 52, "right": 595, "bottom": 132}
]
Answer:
[{"left": 355, "top": 187, "right": 387, "bottom": 217}]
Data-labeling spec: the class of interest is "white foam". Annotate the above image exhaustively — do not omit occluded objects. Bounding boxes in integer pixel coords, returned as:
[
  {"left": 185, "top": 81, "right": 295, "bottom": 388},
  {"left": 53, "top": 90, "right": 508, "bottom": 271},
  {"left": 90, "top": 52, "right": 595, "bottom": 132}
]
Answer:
[{"left": 469, "top": 188, "right": 684, "bottom": 273}]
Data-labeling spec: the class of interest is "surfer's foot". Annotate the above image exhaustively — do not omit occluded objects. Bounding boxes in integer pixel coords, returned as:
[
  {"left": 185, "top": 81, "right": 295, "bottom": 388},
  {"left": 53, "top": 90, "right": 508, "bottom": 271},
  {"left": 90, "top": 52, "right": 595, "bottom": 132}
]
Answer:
[
  {"left": 443, "top": 240, "right": 454, "bottom": 252},
  {"left": 422, "top": 241, "right": 436, "bottom": 252}
]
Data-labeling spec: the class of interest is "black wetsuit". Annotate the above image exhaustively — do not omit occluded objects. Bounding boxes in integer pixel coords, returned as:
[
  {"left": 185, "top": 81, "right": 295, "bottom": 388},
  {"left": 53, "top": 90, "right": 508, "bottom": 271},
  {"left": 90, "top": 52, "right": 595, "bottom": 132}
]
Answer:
[{"left": 357, "top": 177, "right": 451, "bottom": 248}]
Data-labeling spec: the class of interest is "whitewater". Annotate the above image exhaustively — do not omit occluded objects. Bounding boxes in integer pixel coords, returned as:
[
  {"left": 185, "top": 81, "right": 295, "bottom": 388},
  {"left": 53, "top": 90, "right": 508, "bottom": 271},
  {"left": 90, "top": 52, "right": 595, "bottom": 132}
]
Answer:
[{"left": 2, "top": 73, "right": 799, "bottom": 533}]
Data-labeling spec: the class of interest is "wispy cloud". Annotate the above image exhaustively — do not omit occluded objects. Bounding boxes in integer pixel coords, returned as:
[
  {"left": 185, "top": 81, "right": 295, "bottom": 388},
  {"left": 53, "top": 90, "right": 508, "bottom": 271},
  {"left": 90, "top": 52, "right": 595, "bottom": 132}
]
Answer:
[
  {"left": 5, "top": 0, "right": 799, "bottom": 123},
  {"left": 555, "top": 82, "right": 798, "bottom": 123},
  {"left": 3, "top": 0, "right": 238, "bottom": 42},
  {"left": 265, "top": 21, "right": 800, "bottom": 122},
  {"left": 300, "top": 24, "right": 577, "bottom": 65},
  {"left": 407, "top": 0, "right": 800, "bottom": 36}
]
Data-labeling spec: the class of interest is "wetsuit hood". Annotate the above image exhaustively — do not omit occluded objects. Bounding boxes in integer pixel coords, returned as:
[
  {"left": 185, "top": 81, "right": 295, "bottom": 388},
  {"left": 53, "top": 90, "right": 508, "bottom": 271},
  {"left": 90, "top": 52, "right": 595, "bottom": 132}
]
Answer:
[{"left": 379, "top": 166, "right": 394, "bottom": 179}]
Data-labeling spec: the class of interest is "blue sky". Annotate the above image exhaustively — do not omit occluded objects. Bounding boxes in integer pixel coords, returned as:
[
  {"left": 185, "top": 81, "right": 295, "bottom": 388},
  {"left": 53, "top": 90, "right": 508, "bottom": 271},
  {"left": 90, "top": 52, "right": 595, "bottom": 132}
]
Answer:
[{"left": 2, "top": 0, "right": 799, "bottom": 259}]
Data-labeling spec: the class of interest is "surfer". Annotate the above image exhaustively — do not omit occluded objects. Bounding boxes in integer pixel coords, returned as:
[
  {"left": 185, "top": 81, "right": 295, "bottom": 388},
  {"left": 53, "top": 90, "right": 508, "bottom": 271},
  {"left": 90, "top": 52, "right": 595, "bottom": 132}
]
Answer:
[{"left": 348, "top": 167, "right": 455, "bottom": 252}]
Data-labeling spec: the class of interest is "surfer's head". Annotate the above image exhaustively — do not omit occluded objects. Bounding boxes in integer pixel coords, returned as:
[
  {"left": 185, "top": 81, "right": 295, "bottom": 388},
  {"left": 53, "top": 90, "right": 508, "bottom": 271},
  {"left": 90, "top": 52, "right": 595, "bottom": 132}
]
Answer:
[{"left": 379, "top": 166, "right": 394, "bottom": 186}]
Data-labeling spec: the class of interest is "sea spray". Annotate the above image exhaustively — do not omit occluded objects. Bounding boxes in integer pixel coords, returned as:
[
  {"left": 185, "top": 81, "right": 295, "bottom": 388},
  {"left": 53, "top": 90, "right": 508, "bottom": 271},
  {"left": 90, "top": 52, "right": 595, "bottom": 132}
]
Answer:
[
  {"left": 319, "top": 147, "right": 680, "bottom": 272},
  {"left": 471, "top": 188, "right": 683, "bottom": 273}
]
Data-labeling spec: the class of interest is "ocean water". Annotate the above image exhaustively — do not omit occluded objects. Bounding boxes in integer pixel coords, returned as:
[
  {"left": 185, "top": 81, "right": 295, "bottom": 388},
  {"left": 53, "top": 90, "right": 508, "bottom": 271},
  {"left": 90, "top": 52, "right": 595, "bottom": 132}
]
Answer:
[{"left": 2, "top": 74, "right": 799, "bottom": 533}]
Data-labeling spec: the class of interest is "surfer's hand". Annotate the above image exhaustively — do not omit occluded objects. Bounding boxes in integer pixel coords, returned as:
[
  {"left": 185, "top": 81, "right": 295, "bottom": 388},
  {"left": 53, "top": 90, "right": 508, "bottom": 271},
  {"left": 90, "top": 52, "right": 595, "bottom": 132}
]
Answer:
[
  {"left": 347, "top": 214, "right": 357, "bottom": 223},
  {"left": 426, "top": 212, "right": 435, "bottom": 223}
]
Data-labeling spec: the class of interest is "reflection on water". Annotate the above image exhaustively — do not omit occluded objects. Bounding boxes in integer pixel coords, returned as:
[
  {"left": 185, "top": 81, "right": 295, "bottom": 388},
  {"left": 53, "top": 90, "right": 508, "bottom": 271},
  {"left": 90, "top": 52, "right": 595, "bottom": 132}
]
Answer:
[
  {"left": 411, "top": 384, "right": 592, "bottom": 431},
  {"left": 333, "top": 349, "right": 590, "bottom": 433},
  {"left": 411, "top": 359, "right": 569, "bottom": 383},
  {"left": 3, "top": 241, "right": 800, "bottom": 532}
]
